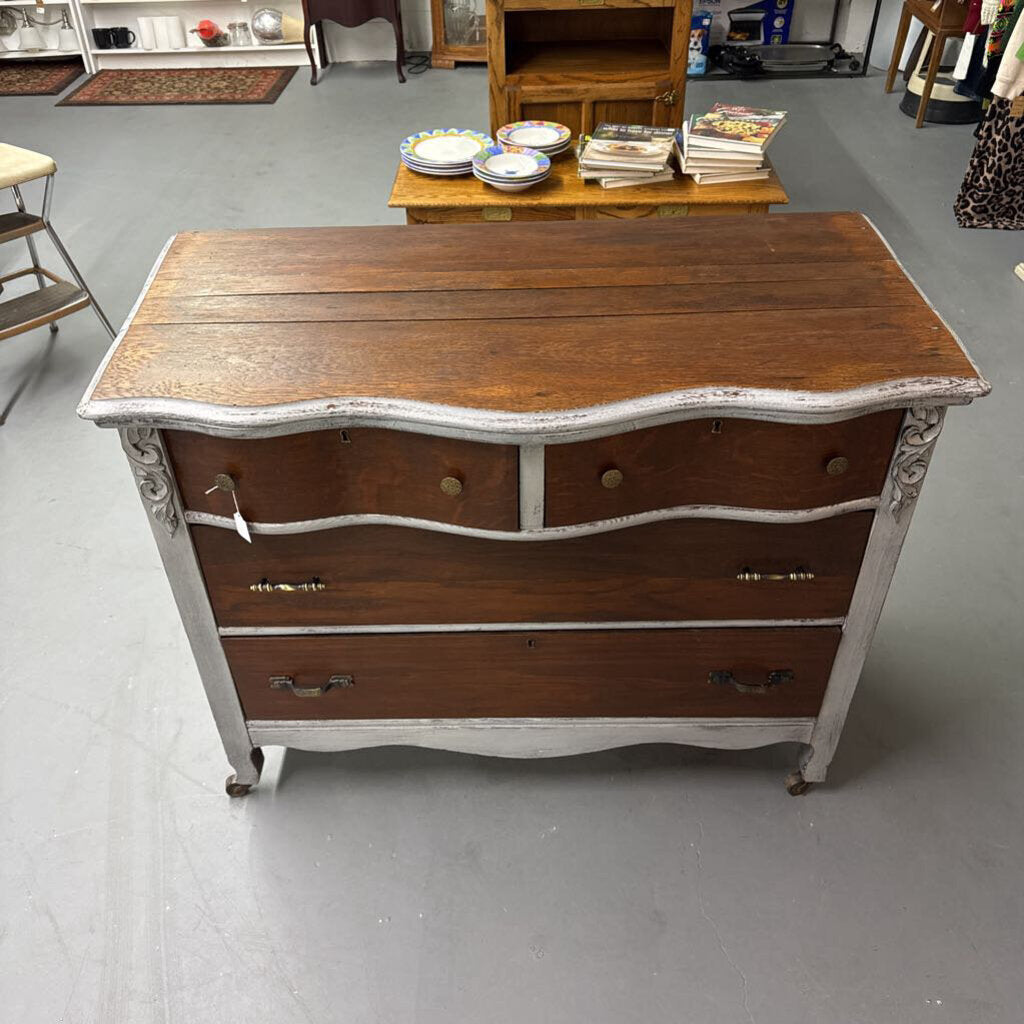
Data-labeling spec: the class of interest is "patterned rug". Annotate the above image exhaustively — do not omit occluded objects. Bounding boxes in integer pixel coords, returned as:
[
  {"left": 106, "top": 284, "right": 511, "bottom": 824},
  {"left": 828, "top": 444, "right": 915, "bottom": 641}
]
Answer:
[
  {"left": 56, "top": 66, "right": 297, "bottom": 106},
  {"left": 0, "top": 59, "right": 84, "bottom": 96}
]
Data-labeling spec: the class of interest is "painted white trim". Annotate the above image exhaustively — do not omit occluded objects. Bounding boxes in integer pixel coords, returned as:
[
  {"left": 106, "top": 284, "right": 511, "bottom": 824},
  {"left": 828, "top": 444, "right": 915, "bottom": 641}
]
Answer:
[
  {"left": 246, "top": 716, "right": 816, "bottom": 756},
  {"left": 77, "top": 235, "right": 176, "bottom": 420},
  {"left": 219, "top": 618, "right": 845, "bottom": 636},
  {"left": 800, "top": 406, "right": 946, "bottom": 783},
  {"left": 185, "top": 497, "right": 880, "bottom": 539},
  {"left": 78, "top": 377, "right": 988, "bottom": 441},
  {"left": 518, "top": 444, "right": 545, "bottom": 528},
  {"left": 119, "top": 427, "right": 261, "bottom": 787}
]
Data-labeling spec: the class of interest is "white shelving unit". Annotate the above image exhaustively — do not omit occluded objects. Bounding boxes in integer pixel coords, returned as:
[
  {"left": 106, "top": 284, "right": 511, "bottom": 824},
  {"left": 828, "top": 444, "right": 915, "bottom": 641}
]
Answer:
[
  {"left": 75, "top": 0, "right": 317, "bottom": 70},
  {"left": 0, "top": 0, "right": 93, "bottom": 71}
]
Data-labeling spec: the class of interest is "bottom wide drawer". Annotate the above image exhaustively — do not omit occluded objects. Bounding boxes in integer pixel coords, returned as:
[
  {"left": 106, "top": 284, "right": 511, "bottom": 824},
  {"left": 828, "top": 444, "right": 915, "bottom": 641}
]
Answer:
[{"left": 226, "top": 628, "right": 840, "bottom": 721}]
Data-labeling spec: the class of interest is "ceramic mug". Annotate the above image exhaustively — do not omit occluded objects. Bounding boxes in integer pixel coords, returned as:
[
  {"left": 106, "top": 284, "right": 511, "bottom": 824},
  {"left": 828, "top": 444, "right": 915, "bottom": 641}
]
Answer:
[{"left": 92, "top": 26, "right": 134, "bottom": 48}]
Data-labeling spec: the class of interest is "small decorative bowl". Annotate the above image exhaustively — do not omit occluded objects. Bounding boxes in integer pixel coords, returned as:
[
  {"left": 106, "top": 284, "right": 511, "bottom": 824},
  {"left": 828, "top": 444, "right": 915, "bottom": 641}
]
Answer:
[
  {"left": 472, "top": 144, "right": 551, "bottom": 179},
  {"left": 496, "top": 121, "right": 572, "bottom": 151}
]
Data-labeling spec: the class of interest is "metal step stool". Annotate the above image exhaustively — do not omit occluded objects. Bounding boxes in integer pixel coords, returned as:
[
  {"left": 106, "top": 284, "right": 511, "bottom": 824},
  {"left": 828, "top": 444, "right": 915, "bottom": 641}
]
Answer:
[{"left": 1, "top": 143, "right": 115, "bottom": 423}]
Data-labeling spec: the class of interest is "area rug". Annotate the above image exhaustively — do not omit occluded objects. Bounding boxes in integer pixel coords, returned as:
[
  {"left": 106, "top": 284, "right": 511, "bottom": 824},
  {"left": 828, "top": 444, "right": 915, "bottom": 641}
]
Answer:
[
  {"left": 56, "top": 66, "right": 297, "bottom": 106},
  {"left": 0, "top": 59, "right": 84, "bottom": 96}
]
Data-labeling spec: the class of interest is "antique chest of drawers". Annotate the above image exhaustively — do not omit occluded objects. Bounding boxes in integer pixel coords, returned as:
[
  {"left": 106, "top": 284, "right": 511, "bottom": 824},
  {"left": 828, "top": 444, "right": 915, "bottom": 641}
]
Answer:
[{"left": 78, "top": 214, "right": 989, "bottom": 796}]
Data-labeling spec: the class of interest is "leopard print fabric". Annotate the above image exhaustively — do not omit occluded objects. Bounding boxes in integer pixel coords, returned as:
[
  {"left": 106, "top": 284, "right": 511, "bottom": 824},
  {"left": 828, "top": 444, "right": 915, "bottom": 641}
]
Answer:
[{"left": 955, "top": 99, "right": 1024, "bottom": 229}]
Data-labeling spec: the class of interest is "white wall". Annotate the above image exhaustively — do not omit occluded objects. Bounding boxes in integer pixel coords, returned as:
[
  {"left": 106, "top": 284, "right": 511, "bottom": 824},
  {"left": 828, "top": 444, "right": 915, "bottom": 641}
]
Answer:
[
  {"left": 325, "top": 0, "right": 884, "bottom": 65},
  {"left": 323, "top": 0, "right": 432, "bottom": 60}
]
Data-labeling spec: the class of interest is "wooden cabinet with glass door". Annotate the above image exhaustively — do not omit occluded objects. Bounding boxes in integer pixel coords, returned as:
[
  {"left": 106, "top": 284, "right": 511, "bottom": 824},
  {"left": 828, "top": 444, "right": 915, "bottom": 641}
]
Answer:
[
  {"left": 486, "top": 0, "right": 691, "bottom": 136},
  {"left": 431, "top": 0, "right": 487, "bottom": 67}
]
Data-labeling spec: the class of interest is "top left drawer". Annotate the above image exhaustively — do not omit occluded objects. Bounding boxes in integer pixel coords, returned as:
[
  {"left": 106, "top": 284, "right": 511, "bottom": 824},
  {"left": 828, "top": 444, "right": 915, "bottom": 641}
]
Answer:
[{"left": 164, "top": 428, "right": 520, "bottom": 531}]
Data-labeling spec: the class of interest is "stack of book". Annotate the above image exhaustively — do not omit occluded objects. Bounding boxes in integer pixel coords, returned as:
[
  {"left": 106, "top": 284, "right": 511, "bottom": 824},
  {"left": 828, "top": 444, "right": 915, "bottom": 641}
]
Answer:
[
  {"left": 675, "top": 104, "right": 787, "bottom": 185},
  {"left": 578, "top": 123, "right": 677, "bottom": 189}
]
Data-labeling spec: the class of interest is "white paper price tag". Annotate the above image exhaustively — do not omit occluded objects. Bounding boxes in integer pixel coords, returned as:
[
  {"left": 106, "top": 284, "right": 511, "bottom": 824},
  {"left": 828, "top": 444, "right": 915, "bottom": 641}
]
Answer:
[{"left": 233, "top": 510, "right": 252, "bottom": 543}]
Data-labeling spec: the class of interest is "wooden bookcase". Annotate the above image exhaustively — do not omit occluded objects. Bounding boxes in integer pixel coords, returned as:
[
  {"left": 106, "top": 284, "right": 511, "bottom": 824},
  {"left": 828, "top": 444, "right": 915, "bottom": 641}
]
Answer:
[{"left": 486, "top": 0, "right": 691, "bottom": 137}]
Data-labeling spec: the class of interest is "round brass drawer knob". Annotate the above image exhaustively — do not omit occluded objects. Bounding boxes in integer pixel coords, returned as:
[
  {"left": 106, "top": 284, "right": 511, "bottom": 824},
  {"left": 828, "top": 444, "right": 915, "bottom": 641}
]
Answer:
[
  {"left": 825, "top": 456, "right": 850, "bottom": 476},
  {"left": 440, "top": 476, "right": 463, "bottom": 497},
  {"left": 601, "top": 468, "right": 624, "bottom": 490}
]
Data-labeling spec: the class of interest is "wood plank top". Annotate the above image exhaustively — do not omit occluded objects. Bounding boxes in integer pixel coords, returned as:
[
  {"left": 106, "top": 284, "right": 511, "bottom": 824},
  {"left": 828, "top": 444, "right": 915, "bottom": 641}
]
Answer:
[
  {"left": 79, "top": 213, "right": 989, "bottom": 439},
  {"left": 388, "top": 154, "right": 789, "bottom": 209}
]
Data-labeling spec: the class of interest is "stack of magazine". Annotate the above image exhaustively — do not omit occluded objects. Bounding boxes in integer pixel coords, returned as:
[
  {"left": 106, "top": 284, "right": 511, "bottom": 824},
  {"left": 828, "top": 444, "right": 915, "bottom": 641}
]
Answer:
[
  {"left": 578, "top": 123, "right": 677, "bottom": 189},
  {"left": 675, "top": 104, "right": 787, "bottom": 185}
]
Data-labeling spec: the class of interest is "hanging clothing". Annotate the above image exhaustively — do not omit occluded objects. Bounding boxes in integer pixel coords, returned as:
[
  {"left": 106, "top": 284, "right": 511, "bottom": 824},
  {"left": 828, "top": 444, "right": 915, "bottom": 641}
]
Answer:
[
  {"left": 955, "top": 99, "right": 1024, "bottom": 229},
  {"left": 987, "top": 0, "right": 1019, "bottom": 58},
  {"left": 992, "top": 1, "right": 1024, "bottom": 95},
  {"left": 954, "top": 33, "right": 979, "bottom": 79},
  {"left": 956, "top": 21, "right": 997, "bottom": 97},
  {"left": 964, "top": 0, "right": 986, "bottom": 33}
]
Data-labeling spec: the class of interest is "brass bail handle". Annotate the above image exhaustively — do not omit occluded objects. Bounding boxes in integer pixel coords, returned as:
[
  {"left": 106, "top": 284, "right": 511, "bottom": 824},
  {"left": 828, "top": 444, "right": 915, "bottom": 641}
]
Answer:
[
  {"left": 269, "top": 674, "right": 354, "bottom": 697},
  {"left": 708, "top": 669, "right": 794, "bottom": 695}
]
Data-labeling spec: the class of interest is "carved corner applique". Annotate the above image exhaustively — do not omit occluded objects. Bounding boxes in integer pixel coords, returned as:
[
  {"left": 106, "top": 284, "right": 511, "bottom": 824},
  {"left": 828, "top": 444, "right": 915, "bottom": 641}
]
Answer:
[
  {"left": 121, "top": 427, "right": 179, "bottom": 535},
  {"left": 889, "top": 406, "right": 944, "bottom": 521}
]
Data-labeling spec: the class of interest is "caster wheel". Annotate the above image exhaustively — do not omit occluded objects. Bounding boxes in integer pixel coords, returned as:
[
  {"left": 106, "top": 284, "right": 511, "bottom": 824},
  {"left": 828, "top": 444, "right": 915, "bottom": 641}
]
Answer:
[
  {"left": 225, "top": 774, "right": 253, "bottom": 798},
  {"left": 785, "top": 771, "right": 813, "bottom": 796}
]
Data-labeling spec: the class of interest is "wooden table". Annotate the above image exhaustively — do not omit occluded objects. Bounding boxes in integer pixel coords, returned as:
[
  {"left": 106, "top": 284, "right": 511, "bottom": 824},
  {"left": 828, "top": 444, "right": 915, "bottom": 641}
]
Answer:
[
  {"left": 79, "top": 214, "right": 987, "bottom": 798},
  {"left": 388, "top": 156, "right": 789, "bottom": 224}
]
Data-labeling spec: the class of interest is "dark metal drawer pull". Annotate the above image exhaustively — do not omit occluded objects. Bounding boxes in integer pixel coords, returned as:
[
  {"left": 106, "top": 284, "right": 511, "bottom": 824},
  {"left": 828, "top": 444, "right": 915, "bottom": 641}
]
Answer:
[
  {"left": 708, "top": 669, "right": 794, "bottom": 694},
  {"left": 269, "top": 674, "right": 354, "bottom": 697},
  {"left": 736, "top": 567, "right": 815, "bottom": 582},
  {"left": 250, "top": 577, "right": 326, "bottom": 593}
]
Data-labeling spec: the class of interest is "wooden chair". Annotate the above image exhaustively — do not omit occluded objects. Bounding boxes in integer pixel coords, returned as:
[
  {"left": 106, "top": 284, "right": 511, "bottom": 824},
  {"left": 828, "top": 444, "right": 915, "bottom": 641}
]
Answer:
[{"left": 885, "top": 0, "right": 967, "bottom": 127}]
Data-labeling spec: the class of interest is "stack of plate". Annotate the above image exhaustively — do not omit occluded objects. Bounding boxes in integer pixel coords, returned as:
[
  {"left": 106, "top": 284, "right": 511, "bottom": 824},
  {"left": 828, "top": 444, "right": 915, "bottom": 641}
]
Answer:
[
  {"left": 472, "top": 145, "right": 552, "bottom": 193},
  {"left": 495, "top": 120, "right": 572, "bottom": 157},
  {"left": 400, "top": 129, "right": 494, "bottom": 176}
]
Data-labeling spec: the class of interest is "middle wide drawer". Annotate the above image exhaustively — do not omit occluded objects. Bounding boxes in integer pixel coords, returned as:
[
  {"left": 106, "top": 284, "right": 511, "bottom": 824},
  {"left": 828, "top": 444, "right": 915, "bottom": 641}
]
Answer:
[{"left": 194, "top": 513, "right": 874, "bottom": 628}]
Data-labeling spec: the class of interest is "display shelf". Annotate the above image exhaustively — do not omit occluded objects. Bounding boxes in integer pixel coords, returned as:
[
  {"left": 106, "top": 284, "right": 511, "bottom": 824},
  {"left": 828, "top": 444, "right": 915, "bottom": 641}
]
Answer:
[
  {"left": 0, "top": 48, "right": 81, "bottom": 57},
  {"left": 505, "top": 38, "right": 671, "bottom": 82},
  {"left": 89, "top": 43, "right": 305, "bottom": 53}
]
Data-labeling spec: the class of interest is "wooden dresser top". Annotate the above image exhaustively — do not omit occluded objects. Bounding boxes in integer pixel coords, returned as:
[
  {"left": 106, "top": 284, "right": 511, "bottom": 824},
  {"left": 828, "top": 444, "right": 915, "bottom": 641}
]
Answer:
[{"left": 79, "top": 213, "right": 988, "bottom": 439}]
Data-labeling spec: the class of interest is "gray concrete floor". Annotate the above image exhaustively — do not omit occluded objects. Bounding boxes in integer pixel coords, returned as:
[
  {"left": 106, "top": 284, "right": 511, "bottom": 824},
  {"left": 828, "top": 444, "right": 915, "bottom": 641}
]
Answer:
[{"left": 1, "top": 64, "right": 1023, "bottom": 1024}]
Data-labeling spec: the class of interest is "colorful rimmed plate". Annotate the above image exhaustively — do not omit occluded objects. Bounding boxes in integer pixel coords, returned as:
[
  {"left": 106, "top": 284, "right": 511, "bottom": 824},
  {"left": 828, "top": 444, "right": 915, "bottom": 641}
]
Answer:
[
  {"left": 472, "top": 145, "right": 551, "bottom": 179},
  {"left": 404, "top": 162, "right": 472, "bottom": 177},
  {"left": 496, "top": 120, "right": 571, "bottom": 151},
  {"left": 400, "top": 129, "right": 493, "bottom": 166},
  {"left": 401, "top": 155, "right": 473, "bottom": 176}
]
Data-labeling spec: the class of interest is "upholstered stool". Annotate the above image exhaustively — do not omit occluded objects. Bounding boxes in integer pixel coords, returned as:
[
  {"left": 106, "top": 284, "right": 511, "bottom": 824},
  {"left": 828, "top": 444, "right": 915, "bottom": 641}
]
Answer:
[{"left": 1, "top": 143, "right": 114, "bottom": 421}]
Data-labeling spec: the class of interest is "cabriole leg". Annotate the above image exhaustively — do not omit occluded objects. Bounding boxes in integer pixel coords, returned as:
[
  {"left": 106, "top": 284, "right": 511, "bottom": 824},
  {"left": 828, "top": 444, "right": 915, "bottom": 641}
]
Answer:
[{"left": 226, "top": 748, "right": 264, "bottom": 796}]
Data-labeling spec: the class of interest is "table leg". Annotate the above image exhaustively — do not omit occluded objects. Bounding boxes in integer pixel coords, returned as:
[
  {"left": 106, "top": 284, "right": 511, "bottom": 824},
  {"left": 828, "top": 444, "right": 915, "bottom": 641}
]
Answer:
[
  {"left": 304, "top": 19, "right": 318, "bottom": 85},
  {"left": 391, "top": 1, "right": 406, "bottom": 83}
]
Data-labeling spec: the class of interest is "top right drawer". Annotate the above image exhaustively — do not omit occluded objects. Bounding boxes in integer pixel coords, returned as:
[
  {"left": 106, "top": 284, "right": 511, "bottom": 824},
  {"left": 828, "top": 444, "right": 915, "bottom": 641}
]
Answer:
[{"left": 544, "top": 411, "right": 903, "bottom": 526}]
